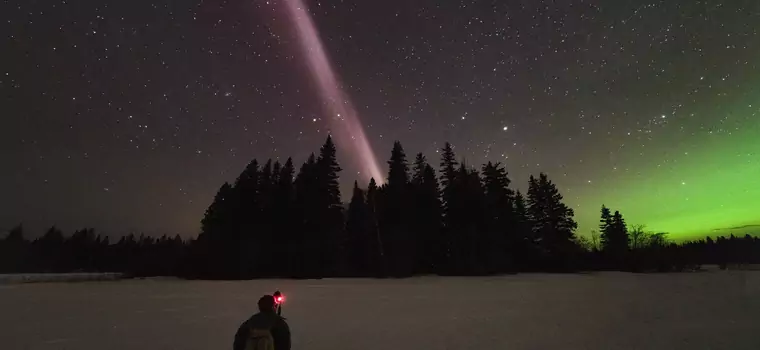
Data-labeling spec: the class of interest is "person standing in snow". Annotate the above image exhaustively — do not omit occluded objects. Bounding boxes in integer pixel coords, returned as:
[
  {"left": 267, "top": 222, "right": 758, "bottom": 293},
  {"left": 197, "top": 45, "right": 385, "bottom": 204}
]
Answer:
[{"left": 233, "top": 295, "right": 291, "bottom": 350}]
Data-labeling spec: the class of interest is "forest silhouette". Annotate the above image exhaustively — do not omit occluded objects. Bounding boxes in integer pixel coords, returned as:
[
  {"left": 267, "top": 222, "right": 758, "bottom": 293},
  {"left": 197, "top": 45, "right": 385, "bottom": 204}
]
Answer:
[{"left": 2, "top": 136, "right": 759, "bottom": 278}]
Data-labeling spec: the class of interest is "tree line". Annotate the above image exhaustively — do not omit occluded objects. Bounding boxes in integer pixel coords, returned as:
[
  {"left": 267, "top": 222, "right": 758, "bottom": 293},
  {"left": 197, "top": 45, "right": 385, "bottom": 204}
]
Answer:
[
  {"left": 0, "top": 227, "right": 185, "bottom": 276},
  {"left": 1, "top": 136, "right": 758, "bottom": 278}
]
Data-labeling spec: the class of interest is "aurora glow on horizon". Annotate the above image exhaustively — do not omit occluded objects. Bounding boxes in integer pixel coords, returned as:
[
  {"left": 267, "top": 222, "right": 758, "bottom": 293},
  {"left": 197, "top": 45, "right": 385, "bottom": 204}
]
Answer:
[
  {"left": 571, "top": 98, "right": 760, "bottom": 241},
  {"left": 282, "top": 0, "right": 385, "bottom": 184}
]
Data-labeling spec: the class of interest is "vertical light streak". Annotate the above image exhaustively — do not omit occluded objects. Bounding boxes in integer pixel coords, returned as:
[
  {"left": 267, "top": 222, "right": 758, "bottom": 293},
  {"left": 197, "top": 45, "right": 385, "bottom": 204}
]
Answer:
[{"left": 283, "top": 0, "right": 385, "bottom": 184}]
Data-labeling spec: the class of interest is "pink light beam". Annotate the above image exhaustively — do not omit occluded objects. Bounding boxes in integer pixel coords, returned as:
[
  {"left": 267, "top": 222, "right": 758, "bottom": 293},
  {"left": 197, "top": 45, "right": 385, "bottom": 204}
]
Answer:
[{"left": 282, "top": 0, "right": 385, "bottom": 185}]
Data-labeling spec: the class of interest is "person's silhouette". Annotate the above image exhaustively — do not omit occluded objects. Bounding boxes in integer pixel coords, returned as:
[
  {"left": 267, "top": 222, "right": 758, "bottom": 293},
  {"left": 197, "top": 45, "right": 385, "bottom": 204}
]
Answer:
[{"left": 233, "top": 295, "right": 291, "bottom": 350}]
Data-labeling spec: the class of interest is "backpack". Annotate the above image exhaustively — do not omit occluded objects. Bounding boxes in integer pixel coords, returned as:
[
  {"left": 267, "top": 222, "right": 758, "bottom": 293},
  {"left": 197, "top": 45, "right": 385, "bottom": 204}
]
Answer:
[{"left": 244, "top": 327, "right": 275, "bottom": 350}]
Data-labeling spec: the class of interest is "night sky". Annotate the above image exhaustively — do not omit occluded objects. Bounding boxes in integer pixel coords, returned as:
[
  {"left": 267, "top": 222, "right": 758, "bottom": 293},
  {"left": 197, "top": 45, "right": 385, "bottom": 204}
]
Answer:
[{"left": 2, "top": 0, "right": 759, "bottom": 239}]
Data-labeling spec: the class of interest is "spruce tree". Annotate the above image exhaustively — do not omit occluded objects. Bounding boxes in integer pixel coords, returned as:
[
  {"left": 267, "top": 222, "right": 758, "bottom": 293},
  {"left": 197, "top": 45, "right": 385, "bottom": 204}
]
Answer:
[
  {"left": 314, "top": 136, "right": 343, "bottom": 276},
  {"left": 272, "top": 161, "right": 281, "bottom": 188},
  {"left": 316, "top": 135, "right": 342, "bottom": 210},
  {"left": 0, "top": 225, "right": 28, "bottom": 273},
  {"left": 526, "top": 173, "right": 578, "bottom": 269},
  {"left": 387, "top": 141, "right": 410, "bottom": 188},
  {"left": 512, "top": 190, "right": 536, "bottom": 266},
  {"left": 232, "top": 159, "right": 263, "bottom": 278},
  {"left": 438, "top": 143, "right": 458, "bottom": 273},
  {"left": 36, "top": 226, "right": 66, "bottom": 272},
  {"left": 459, "top": 163, "right": 486, "bottom": 274},
  {"left": 275, "top": 158, "right": 296, "bottom": 276},
  {"left": 412, "top": 153, "right": 427, "bottom": 186},
  {"left": 481, "top": 161, "right": 516, "bottom": 273},
  {"left": 410, "top": 153, "right": 442, "bottom": 274},
  {"left": 365, "top": 177, "right": 384, "bottom": 276},
  {"left": 200, "top": 183, "right": 234, "bottom": 239},
  {"left": 196, "top": 182, "right": 235, "bottom": 277},
  {"left": 346, "top": 181, "right": 370, "bottom": 275},
  {"left": 610, "top": 210, "right": 629, "bottom": 259},
  {"left": 382, "top": 141, "right": 413, "bottom": 276},
  {"left": 611, "top": 211, "right": 628, "bottom": 246},
  {"left": 257, "top": 159, "right": 276, "bottom": 276},
  {"left": 439, "top": 142, "right": 458, "bottom": 216},
  {"left": 599, "top": 205, "right": 612, "bottom": 246},
  {"left": 293, "top": 154, "right": 318, "bottom": 277},
  {"left": 599, "top": 206, "right": 629, "bottom": 265}
]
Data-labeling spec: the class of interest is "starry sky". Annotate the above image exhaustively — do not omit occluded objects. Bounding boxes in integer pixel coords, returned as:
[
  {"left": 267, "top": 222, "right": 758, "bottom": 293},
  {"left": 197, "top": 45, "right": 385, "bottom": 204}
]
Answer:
[{"left": 2, "top": 0, "right": 759, "bottom": 239}]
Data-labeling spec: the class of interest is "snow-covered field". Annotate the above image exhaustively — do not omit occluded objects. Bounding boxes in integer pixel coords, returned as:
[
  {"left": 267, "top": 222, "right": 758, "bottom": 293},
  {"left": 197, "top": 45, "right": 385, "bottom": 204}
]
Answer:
[
  {"left": 1, "top": 271, "right": 759, "bottom": 350},
  {"left": 0, "top": 273, "right": 123, "bottom": 284}
]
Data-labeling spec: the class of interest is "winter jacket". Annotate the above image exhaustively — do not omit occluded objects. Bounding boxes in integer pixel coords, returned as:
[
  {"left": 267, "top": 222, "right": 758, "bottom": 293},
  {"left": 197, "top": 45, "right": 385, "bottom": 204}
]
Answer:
[{"left": 233, "top": 311, "right": 291, "bottom": 350}]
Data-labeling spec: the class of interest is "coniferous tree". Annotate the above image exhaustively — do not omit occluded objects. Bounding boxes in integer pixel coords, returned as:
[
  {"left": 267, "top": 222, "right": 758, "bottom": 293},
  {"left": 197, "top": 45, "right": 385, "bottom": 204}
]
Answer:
[
  {"left": 271, "top": 161, "right": 281, "bottom": 188},
  {"left": 381, "top": 141, "right": 413, "bottom": 276},
  {"left": 481, "top": 161, "right": 516, "bottom": 273},
  {"left": 599, "top": 206, "right": 629, "bottom": 266},
  {"left": 274, "top": 158, "right": 295, "bottom": 276},
  {"left": 438, "top": 143, "right": 459, "bottom": 273},
  {"left": 410, "top": 153, "right": 442, "bottom": 274},
  {"left": 257, "top": 159, "right": 277, "bottom": 276},
  {"left": 512, "top": 190, "right": 538, "bottom": 269},
  {"left": 599, "top": 205, "right": 612, "bottom": 238},
  {"left": 190, "top": 182, "right": 235, "bottom": 278},
  {"left": 411, "top": 153, "right": 427, "bottom": 187},
  {"left": 443, "top": 161, "right": 484, "bottom": 274},
  {"left": 232, "top": 159, "right": 261, "bottom": 278},
  {"left": 4, "top": 225, "right": 25, "bottom": 243},
  {"left": 314, "top": 136, "right": 343, "bottom": 277},
  {"left": 439, "top": 142, "right": 458, "bottom": 215},
  {"left": 458, "top": 163, "right": 486, "bottom": 274},
  {"left": 526, "top": 173, "right": 578, "bottom": 269},
  {"left": 35, "top": 226, "right": 66, "bottom": 272},
  {"left": 0, "top": 225, "right": 29, "bottom": 272},
  {"left": 294, "top": 153, "right": 318, "bottom": 277},
  {"left": 68, "top": 228, "right": 97, "bottom": 271},
  {"left": 346, "top": 181, "right": 370, "bottom": 275},
  {"left": 365, "top": 177, "right": 384, "bottom": 276},
  {"left": 316, "top": 136, "right": 342, "bottom": 210},
  {"left": 610, "top": 211, "right": 629, "bottom": 256},
  {"left": 200, "top": 183, "right": 234, "bottom": 239}
]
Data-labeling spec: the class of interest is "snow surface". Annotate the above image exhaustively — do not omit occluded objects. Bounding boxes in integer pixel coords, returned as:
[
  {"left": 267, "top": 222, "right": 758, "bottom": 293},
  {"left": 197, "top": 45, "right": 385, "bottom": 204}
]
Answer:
[
  {"left": 0, "top": 273, "right": 123, "bottom": 284},
  {"left": 1, "top": 271, "right": 759, "bottom": 350}
]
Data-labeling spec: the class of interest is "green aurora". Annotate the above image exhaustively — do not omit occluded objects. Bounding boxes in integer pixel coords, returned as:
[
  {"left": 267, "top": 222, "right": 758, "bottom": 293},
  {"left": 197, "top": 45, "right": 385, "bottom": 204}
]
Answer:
[{"left": 573, "top": 104, "right": 760, "bottom": 241}]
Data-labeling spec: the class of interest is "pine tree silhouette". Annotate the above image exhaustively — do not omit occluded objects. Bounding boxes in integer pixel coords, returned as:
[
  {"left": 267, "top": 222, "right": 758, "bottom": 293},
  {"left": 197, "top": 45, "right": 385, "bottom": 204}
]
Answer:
[
  {"left": 410, "top": 153, "right": 442, "bottom": 274},
  {"left": 365, "top": 177, "right": 385, "bottom": 276},
  {"left": 294, "top": 153, "right": 318, "bottom": 278},
  {"left": 439, "top": 142, "right": 458, "bottom": 215},
  {"left": 4, "top": 224, "right": 26, "bottom": 244},
  {"left": 274, "top": 158, "right": 295, "bottom": 276},
  {"left": 438, "top": 143, "right": 458, "bottom": 273},
  {"left": 35, "top": 226, "right": 66, "bottom": 272},
  {"left": 527, "top": 173, "right": 578, "bottom": 270},
  {"left": 193, "top": 182, "right": 235, "bottom": 278},
  {"left": 257, "top": 159, "right": 277, "bottom": 276},
  {"left": 599, "top": 205, "right": 612, "bottom": 252},
  {"left": 481, "top": 161, "right": 516, "bottom": 273},
  {"left": 314, "top": 136, "right": 343, "bottom": 277},
  {"left": 232, "top": 159, "right": 261, "bottom": 278},
  {"left": 512, "top": 190, "right": 538, "bottom": 269},
  {"left": 458, "top": 163, "right": 486, "bottom": 274},
  {"left": 382, "top": 141, "right": 413, "bottom": 277},
  {"left": 599, "top": 206, "right": 629, "bottom": 267},
  {"left": 346, "top": 181, "right": 370, "bottom": 276},
  {"left": 0, "top": 225, "right": 28, "bottom": 272}
]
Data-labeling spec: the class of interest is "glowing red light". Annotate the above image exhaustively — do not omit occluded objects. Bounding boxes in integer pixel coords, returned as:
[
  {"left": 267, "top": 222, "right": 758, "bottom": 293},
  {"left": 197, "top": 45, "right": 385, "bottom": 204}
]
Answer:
[{"left": 275, "top": 296, "right": 284, "bottom": 304}]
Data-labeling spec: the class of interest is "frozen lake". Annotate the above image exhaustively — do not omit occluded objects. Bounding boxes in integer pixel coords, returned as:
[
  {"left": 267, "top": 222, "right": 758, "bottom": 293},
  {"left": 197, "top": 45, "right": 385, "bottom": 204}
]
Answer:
[{"left": 1, "top": 271, "right": 759, "bottom": 350}]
